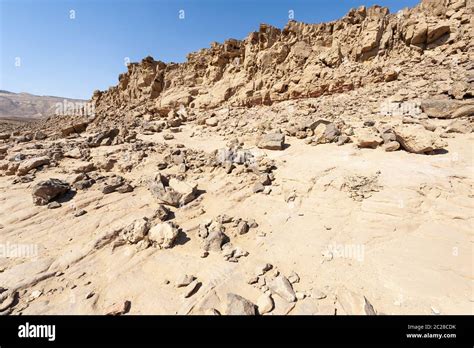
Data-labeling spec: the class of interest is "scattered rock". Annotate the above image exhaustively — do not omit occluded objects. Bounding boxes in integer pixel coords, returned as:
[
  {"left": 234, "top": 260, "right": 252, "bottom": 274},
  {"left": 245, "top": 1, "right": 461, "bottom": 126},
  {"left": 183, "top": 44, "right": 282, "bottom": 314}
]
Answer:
[
  {"left": 121, "top": 218, "right": 150, "bottom": 244},
  {"left": 105, "top": 300, "right": 131, "bottom": 315},
  {"left": 394, "top": 124, "right": 447, "bottom": 154},
  {"left": 258, "top": 133, "right": 285, "bottom": 150},
  {"left": 355, "top": 128, "right": 383, "bottom": 149},
  {"left": 148, "top": 222, "right": 180, "bottom": 249},
  {"left": 257, "top": 293, "right": 274, "bottom": 314},
  {"left": 47, "top": 201, "right": 62, "bottom": 209},
  {"left": 269, "top": 275, "right": 297, "bottom": 303},
  {"left": 225, "top": 293, "right": 257, "bottom": 315},
  {"left": 149, "top": 173, "right": 198, "bottom": 207},
  {"left": 183, "top": 280, "right": 201, "bottom": 298},
  {"left": 17, "top": 156, "right": 50, "bottom": 176},
  {"left": 175, "top": 274, "right": 196, "bottom": 288},
  {"left": 32, "top": 179, "right": 70, "bottom": 206}
]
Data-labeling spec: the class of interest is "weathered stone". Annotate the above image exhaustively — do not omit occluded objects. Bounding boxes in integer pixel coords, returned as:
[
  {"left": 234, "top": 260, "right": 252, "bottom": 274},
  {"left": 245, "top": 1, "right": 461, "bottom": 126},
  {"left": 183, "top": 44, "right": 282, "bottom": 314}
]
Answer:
[
  {"left": 121, "top": 218, "right": 150, "bottom": 244},
  {"left": 32, "top": 179, "right": 70, "bottom": 206},
  {"left": 225, "top": 293, "right": 257, "bottom": 315},
  {"left": 183, "top": 280, "right": 200, "bottom": 298},
  {"left": 355, "top": 128, "right": 383, "bottom": 149},
  {"left": 17, "top": 156, "right": 50, "bottom": 176},
  {"left": 175, "top": 274, "right": 196, "bottom": 288},
  {"left": 427, "top": 22, "right": 450, "bottom": 43},
  {"left": 258, "top": 133, "right": 285, "bottom": 150},
  {"left": 148, "top": 222, "right": 180, "bottom": 248},
  {"left": 257, "top": 293, "right": 274, "bottom": 314},
  {"left": 269, "top": 275, "right": 297, "bottom": 302},
  {"left": 394, "top": 124, "right": 447, "bottom": 154},
  {"left": 105, "top": 301, "right": 131, "bottom": 315},
  {"left": 149, "top": 173, "right": 198, "bottom": 207}
]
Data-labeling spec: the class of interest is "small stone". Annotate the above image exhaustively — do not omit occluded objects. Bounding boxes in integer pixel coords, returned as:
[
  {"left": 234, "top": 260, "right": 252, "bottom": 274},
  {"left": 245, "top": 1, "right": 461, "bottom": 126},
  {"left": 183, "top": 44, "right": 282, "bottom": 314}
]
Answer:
[
  {"left": 225, "top": 293, "right": 256, "bottom": 315},
  {"left": 255, "top": 263, "right": 273, "bottom": 276},
  {"left": 296, "top": 292, "right": 306, "bottom": 300},
  {"left": 253, "top": 182, "right": 265, "bottom": 193},
  {"left": 205, "top": 118, "right": 219, "bottom": 127},
  {"left": 288, "top": 271, "right": 300, "bottom": 284},
  {"left": 311, "top": 289, "right": 327, "bottom": 300},
  {"left": 258, "top": 133, "right": 285, "bottom": 151},
  {"left": 105, "top": 300, "right": 131, "bottom": 315},
  {"left": 236, "top": 221, "right": 249, "bottom": 235},
  {"left": 183, "top": 280, "right": 200, "bottom": 298},
  {"left": 247, "top": 276, "right": 258, "bottom": 285},
  {"left": 47, "top": 201, "right": 61, "bottom": 209},
  {"left": 257, "top": 293, "right": 274, "bottom": 314},
  {"left": 269, "top": 275, "right": 296, "bottom": 302},
  {"left": 175, "top": 274, "right": 196, "bottom": 288},
  {"left": 74, "top": 209, "right": 87, "bottom": 217},
  {"left": 29, "top": 290, "right": 43, "bottom": 301}
]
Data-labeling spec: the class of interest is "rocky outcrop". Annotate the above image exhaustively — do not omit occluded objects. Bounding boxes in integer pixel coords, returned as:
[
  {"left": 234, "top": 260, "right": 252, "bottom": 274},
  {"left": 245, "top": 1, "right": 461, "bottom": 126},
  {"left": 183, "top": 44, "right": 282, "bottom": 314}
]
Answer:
[{"left": 91, "top": 0, "right": 472, "bottom": 127}]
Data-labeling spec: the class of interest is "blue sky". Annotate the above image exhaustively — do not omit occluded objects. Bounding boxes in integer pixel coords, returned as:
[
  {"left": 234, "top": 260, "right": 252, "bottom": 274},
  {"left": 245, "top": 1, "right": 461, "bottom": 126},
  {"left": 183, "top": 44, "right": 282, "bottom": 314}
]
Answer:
[{"left": 0, "top": 0, "right": 419, "bottom": 99}]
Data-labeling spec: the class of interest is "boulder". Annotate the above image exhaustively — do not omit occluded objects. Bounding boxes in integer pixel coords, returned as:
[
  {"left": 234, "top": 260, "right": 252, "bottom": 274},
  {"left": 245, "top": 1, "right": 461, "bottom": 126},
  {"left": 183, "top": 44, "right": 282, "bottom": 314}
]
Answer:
[
  {"left": 394, "top": 124, "right": 447, "bottom": 154},
  {"left": 17, "top": 156, "right": 50, "bottom": 176},
  {"left": 72, "top": 161, "right": 96, "bottom": 174},
  {"left": 427, "top": 22, "right": 450, "bottom": 44},
  {"left": 105, "top": 301, "right": 131, "bottom": 315},
  {"left": 354, "top": 128, "right": 383, "bottom": 149},
  {"left": 258, "top": 133, "right": 285, "bottom": 150},
  {"left": 88, "top": 128, "right": 119, "bottom": 147},
  {"left": 148, "top": 222, "right": 180, "bottom": 249},
  {"left": 452, "top": 104, "right": 474, "bottom": 118},
  {"left": 149, "top": 173, "right": 197, "bottom": 207},
  {"left": 257, "top": 293, "right": 274, "bottom": 314},
  {"left": 32, "top": 179, "right": 70, "bottom": 206},
  {"left": 420, "top": 99, "right": 466, "bottom": 119},
  {"left": 205, "top": 118, "right": 219, "bottom": 127},
  {"left": 269, "top": 275, "right": 297, "bottom": 302},
  {"left": 121, "top": 218, "right": 150, "bottom": 244},
  {"left": 383, "top": 141, "right": 401, "bottom": 152},
  {"left": 225, "top": 293, "right": 257, "bottom": 315}
]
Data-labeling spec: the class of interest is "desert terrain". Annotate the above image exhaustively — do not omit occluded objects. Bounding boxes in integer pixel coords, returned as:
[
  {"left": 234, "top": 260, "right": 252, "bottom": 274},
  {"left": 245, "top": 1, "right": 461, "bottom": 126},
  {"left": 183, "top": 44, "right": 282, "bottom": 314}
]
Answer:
[{"left": 0, "top": 0, "right": 472, "bottom": 315}]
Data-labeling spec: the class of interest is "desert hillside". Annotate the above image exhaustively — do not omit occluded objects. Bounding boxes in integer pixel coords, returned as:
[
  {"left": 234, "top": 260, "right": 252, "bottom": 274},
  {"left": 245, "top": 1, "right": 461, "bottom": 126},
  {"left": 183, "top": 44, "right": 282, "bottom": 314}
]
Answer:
[
  {"left": 0, "top": 0, "right": 472, "bottom": 315},
  {"left": 0, "top": 90, "right": 85, "bottom": 121}
]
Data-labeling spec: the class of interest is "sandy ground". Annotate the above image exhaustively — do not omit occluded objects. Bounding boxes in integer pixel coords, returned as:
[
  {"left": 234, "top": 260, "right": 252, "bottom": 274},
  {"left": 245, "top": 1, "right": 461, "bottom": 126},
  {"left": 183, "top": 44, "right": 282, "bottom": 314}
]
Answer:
[{"left": 0, "top": 125, "right": 472, "bottom": 315}]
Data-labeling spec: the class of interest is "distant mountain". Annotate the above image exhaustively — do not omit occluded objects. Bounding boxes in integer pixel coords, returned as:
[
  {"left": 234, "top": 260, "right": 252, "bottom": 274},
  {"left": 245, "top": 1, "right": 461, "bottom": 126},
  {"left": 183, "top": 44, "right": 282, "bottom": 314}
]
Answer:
[{"left": 0, "top": 90, "right": 86, "bottom": 121}]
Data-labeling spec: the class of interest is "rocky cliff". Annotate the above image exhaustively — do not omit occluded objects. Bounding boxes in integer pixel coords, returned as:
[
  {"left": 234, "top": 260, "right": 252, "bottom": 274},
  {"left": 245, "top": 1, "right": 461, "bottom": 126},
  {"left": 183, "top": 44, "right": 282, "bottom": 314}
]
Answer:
[{"left": 91, "top": 0, "right": 472, "bottom": 125}]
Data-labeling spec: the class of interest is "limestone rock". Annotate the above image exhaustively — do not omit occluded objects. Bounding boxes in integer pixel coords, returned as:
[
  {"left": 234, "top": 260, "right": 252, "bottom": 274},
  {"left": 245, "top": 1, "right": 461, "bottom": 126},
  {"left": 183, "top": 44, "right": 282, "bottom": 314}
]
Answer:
[
  {"left": 269, "top": 275, "right": 297, "bottom": 302},
  {"left": 394, "top": 124, "right": 447, "bottom": 154},
  {"left": 257, "top": 293, "right": 274, "bottom": 314},
  {"left": 355, "top": 128, "right": 383, "bottom": 149},
  {"left": 225, "top": 293, "right": 257, "bottom": 315},
  {"left": 17, "top": 156, "right": 50, "bottom": 176},
  {"left": 32, "top": 179, "right": 70, "bottom": 206},
  {"left": 258, "top": 133, "right": 285, "bottom": 150},
  {"left": 149, "top": 173, "right": 198, "bottom": 207},
  {"left": 148, "top": 222, "right": 180, "bottom": 248}
]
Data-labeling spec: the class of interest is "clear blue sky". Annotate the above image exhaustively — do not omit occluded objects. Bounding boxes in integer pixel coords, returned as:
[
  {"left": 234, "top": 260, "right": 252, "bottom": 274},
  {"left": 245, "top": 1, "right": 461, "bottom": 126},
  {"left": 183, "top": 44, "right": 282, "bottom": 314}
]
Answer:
[{"left": 0, "top": 0, "right": 419, "bottom": 100}]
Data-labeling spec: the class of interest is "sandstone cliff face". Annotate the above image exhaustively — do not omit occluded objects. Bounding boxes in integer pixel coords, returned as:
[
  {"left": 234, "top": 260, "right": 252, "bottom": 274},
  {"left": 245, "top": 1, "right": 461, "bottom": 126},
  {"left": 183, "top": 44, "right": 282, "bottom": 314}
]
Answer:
[{"left": 91, "top": 0, "right": 472, "bottom": 124}]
